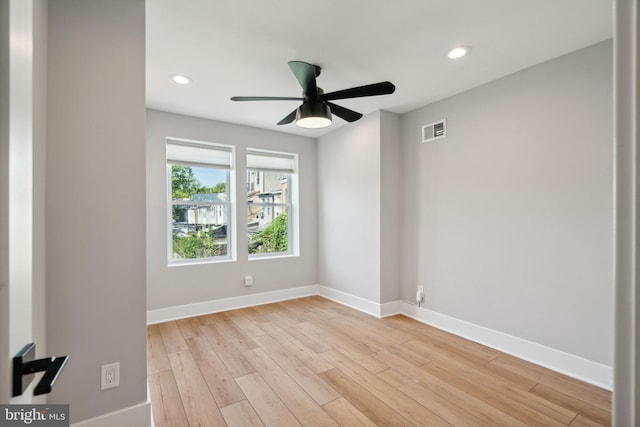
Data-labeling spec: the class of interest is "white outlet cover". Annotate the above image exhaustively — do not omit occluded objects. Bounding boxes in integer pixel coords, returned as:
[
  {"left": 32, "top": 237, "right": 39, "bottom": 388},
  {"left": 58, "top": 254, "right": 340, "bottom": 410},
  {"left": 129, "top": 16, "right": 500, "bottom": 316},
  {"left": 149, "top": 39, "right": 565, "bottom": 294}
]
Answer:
[{"left": 101, "top": 362, "right": 120, "bottom": 390}]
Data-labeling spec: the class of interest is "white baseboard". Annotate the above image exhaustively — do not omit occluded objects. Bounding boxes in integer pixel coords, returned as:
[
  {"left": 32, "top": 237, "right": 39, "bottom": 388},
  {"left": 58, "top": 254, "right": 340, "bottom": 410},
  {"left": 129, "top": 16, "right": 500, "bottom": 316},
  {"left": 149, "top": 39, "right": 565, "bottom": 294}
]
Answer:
[
  {"left": 71, "top": 400, "right": 151, "bottom": 427},
  {"left": 147, "top": 285, "right": 320, "bottom": 324},
  {"left": 400, "top": 302, "right": 613, "bottom": 391},
  {"left": 316, "top": 287, "right": 405, "bottom": 319},
  {"left": 146, "top": 287, "right": 612, "bottom": 391},
  {"left": 317, "top": 286, "right": 385, "bottom": 317},
  {"left": 380, "top": 300, "right": 404, "bottom": 317}
]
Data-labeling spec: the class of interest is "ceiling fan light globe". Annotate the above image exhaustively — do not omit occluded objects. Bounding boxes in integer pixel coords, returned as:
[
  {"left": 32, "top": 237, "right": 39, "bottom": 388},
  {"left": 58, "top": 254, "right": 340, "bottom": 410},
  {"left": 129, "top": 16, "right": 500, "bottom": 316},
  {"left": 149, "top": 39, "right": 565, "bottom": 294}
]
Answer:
[
  {"left": 296, "top": 116, "right": 332, "bottom": 128},
  {"left": 295, "top": 102, "right": 332, "bottom": 129}
]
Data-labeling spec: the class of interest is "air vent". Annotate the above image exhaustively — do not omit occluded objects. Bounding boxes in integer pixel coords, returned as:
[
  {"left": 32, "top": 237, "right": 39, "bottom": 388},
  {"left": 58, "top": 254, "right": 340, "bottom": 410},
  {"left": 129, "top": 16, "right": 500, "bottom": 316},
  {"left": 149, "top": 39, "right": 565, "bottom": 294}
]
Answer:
[{"left": 422, "top": 119, "right": 446, "bottom": 143}]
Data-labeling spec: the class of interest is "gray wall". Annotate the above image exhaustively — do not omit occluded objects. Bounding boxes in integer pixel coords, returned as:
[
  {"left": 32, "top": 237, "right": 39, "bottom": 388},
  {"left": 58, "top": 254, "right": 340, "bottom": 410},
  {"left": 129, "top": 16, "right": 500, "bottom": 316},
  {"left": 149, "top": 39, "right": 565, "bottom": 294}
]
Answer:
[
  {"left": 317, "top": 110, "right": 402, "bottom": 305},
  {"left": 379, "top": 111, "right": 402, "bottom": 304},
  {"left": 318, "top": 112, "right": 382, "bottom": 302},
  {"left": 401, "top": 40, "right": 614, "bottom": 366},
  {"left": 46, "top": 0, "right": 147, "bottom": 422},
  {"left": 146, "top": 109, "right": 318, "bottom": 310},
  {"left": 613, "top": 0, "right": 639, "bottom": 423}
]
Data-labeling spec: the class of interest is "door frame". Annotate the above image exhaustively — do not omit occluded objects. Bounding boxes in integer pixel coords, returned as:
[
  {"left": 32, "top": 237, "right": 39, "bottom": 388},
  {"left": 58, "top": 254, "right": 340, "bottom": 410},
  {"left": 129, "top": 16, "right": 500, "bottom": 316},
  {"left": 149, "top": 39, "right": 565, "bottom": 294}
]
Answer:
[{"left": 1, "top": 0, "right": 47, "bottom": 404}]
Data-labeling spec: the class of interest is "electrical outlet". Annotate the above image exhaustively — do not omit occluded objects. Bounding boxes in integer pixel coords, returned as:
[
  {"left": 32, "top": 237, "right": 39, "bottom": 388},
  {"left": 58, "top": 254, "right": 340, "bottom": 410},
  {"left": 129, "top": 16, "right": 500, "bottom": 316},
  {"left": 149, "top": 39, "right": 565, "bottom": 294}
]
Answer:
[
  {"left": 101, "top": 362, "right": 120, "bottom": 390},
  {"left": 244, "top": 275, "right": 253, "bottom": 286}
]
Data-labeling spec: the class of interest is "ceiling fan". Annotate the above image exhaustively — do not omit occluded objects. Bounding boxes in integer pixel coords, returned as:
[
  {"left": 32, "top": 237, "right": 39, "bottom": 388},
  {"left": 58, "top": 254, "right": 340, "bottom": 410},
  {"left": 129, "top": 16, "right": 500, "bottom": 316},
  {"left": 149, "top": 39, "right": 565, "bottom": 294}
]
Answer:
[{"left": 231, "top": 61, "right": 396, "bottom": 129}]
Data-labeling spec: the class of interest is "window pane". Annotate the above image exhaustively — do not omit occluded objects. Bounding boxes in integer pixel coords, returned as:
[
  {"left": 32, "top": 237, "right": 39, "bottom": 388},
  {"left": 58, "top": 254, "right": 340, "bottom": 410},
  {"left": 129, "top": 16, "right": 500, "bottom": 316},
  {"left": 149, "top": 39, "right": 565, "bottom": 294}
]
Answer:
[
  {"left": 172, "top": 164, "right": 227, "bottom": 200},
  {"left": 172, "top": 205, "right": 228, "bottom": 259},
  {"left": 247, "top": 206, "right": 288, "bottom": 255},
  {"left": 169, "top": 162, "right": 230, "bottom": 262},
  {"left": 246, "top": 155, "right": 294, "bottom": 258},
  {"left": 246, "top": 169, "right": 289, "bottom": 203}
]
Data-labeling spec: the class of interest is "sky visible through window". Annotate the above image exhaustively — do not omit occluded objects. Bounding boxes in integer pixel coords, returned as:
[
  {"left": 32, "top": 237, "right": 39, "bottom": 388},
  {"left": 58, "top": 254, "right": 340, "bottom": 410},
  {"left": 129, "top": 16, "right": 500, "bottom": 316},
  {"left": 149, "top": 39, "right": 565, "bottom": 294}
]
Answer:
[{"left": 193, "top": 167, "right": 225, "bottom": 188}]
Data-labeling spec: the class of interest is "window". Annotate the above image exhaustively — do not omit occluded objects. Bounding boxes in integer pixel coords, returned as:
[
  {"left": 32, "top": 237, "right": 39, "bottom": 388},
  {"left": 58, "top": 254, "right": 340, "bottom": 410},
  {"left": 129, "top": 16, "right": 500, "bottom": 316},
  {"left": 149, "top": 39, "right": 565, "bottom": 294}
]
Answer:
[
  {"left": 247, "top": 149, "right": 297, "bottom": 258},
  {"left": 166, "top": 139, "right": 233, "bottom": 264}
]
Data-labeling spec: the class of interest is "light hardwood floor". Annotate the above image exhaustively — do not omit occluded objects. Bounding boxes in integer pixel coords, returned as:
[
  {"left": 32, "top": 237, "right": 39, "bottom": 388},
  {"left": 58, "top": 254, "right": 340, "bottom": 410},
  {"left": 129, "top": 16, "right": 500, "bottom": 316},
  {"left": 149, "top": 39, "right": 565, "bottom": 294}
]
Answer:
[{"left": 147, "top": 296, "right": 611, "bottom": 426}]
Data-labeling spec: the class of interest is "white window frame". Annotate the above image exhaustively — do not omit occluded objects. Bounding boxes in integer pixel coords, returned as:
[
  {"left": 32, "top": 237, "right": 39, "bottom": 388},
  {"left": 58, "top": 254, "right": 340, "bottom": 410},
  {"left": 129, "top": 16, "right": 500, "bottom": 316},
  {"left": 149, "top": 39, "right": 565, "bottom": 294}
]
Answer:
[
  {"left": 166, "top": 137, "right": 235, "bottom": 266},
  {"left": 247, "top": 148, "right": 299, "bottom": 260}
]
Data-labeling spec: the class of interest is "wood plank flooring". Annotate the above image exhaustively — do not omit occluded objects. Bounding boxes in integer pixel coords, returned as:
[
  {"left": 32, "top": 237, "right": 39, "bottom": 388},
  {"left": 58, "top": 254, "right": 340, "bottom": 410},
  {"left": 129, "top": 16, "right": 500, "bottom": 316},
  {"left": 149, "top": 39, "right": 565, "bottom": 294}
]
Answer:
[{"left": 147, "top": 296, "right": 611, "bottom": 426}]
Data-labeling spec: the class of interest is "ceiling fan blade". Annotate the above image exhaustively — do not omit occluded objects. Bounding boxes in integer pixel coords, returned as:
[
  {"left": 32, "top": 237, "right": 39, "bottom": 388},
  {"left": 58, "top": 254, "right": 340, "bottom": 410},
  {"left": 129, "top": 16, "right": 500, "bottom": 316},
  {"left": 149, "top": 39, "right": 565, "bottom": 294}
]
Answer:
[
  {"left": 277, "top": 109, "right": 297, "bottom": 125},
  {"left": 231, "top": 96, "right": 303, "bottom": 101},
  {"left": 326, "top": 102, "right": 363, "bottom": 123},
  {"left": 322, "top": 81, "right": 396, "bottom": 101},
  {"left": 288, "top": 61, "right": 318, "bottom": 97}
]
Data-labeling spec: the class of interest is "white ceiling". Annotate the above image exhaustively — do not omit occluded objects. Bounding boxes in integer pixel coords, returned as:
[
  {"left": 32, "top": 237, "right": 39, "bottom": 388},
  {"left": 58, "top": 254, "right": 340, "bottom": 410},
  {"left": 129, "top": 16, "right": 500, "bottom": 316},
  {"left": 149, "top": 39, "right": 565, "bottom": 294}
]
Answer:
[{"left": 146, "top": 0, "right": 612, "bottom": 138}]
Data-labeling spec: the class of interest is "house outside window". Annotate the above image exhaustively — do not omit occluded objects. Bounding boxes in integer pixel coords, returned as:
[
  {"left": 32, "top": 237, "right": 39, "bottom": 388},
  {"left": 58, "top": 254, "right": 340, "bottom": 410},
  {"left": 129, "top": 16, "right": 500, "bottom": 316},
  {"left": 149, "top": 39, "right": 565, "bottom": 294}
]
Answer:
[
  {"left": 166, "top": 138, "right": 234, "bottom": 265},
  {"left": 246, "top": 149, "right": 297, "bottom": 258}
]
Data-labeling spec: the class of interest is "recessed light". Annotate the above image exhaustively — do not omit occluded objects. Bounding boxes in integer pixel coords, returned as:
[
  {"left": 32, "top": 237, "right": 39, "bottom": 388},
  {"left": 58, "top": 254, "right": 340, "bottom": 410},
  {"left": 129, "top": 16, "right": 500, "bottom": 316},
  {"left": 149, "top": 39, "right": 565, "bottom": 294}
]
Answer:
[
  {"left": 447, "top": 46, "right": 470, "bottom": 59},
  {"left": 170, "top": 74, "right": 192, "bottom": 85}
]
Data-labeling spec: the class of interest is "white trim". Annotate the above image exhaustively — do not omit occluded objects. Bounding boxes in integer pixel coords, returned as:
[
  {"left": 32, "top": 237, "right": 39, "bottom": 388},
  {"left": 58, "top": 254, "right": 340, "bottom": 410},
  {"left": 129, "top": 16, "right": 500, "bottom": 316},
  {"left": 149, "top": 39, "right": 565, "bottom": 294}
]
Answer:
[
  {"left": 317, "top": 286, "right": 384, "bottom": 317},
  {"left": 147, "top": 287, "right": 613, "bottom": 390},
  {"left": 147, "top": 285, "right": 320, "bottom": 324},
  {"left": 315, "top": 286, "right": 404, "bottom": 319},
  {"left": 71, "top": 400, "right": 151, "bottom": 427},
  {"left": 380, "top": 300, "right": 404, "bottom": 317},
  {"left": 399, "top": 302, "right": 613, "bottom": 391}
]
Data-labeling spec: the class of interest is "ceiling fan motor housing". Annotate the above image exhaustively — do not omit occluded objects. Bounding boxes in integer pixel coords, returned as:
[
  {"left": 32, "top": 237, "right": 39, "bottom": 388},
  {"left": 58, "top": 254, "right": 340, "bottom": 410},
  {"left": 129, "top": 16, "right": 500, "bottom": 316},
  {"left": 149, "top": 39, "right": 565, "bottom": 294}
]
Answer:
[{"left": 296, "top": 101, "right": 332, "bottom": 128}]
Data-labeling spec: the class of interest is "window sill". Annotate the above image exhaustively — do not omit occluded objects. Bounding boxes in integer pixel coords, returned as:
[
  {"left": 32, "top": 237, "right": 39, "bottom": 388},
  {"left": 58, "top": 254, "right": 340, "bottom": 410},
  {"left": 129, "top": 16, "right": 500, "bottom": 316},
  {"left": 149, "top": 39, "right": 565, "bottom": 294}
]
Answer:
[
  {"left": 248, "top": 253, "right": 299, "bottom": 262},
  {"left": 168, "top": 257, "right": 235, "bottom": 268}
]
